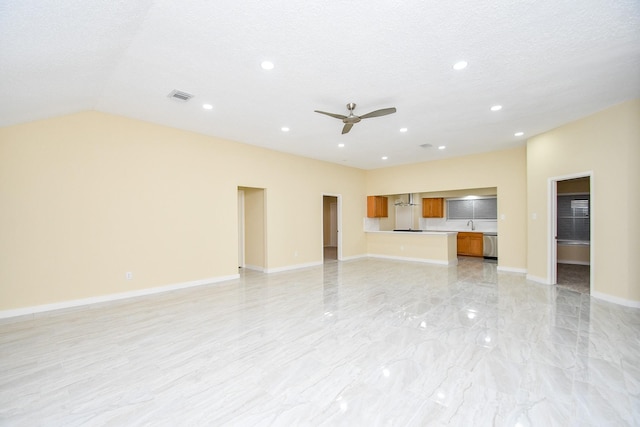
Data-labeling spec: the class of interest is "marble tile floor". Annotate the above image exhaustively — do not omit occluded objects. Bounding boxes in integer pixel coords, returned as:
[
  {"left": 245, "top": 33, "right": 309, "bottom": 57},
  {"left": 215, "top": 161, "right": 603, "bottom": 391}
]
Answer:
[
  {"left": 323, "top": 246, "right": 337, "bottom": 262},
  {"left": 556, "top": 264, "right": 590, "bottom": 295},
  {"left": 1, "top": 257, "right": 639, "bottom": 426}
]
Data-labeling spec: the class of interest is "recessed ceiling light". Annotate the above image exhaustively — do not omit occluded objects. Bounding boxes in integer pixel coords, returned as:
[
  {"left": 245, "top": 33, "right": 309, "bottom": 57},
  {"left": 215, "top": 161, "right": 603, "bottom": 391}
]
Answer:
[
  {"left": 261, "top": 61, "right": 274, "bottom": 70},
  {"left": 381, "top": 156, "right": 388, "bottom": 160},
  {"left": 453, "top": 61, "right": 468, "bottom": 70},
  {"left": 490, "top": 105, "right": 502, "bottom": 111},
  {"left": 281, "top": 127, "right": 289, "bottom": 132},
  {"left": 202, "top": 104, "right": 213, "bottom": 110},
  {"left": 400, "top": 127, "right": 408, "bottom": 133},
  {"left": 514, "top": 131, "right": 524, "bottom": 137},
  {"left": 338, "top": 143, "right": 345, "bottom": 148},
  {"left": 438, "top": 146, "right": 446, "bottom": 150}
]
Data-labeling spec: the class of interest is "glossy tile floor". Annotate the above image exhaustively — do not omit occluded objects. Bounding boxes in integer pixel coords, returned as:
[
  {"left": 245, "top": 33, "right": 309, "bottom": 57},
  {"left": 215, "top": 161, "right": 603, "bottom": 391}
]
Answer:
[
  {"left": 557, "top": 263, "right": 590, "bottom": 295},
  {"left": 323, "top": 246, "right": 337, "bottom": 262},
  {"left": 1, "top": 258, "right": 639, "bottom": 426}
]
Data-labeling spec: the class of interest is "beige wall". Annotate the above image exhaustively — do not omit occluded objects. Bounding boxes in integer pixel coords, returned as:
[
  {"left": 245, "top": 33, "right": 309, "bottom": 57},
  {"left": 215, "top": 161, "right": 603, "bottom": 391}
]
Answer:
[
  {"left": 418, "top": 188, "right": 497, "bottom": 198},
  {"left": 0, "top": 111, "right": 367, "bottom": 310},
  {"left": 1, "top": 100, "right": 637, "bottom": 312},
  {"left": 557, "top": 243, "right": 590, "bottom": 265},
  {"left": 527, "top": 99, "right": 640, "bottom": 303},
  {"left": 366, "top": 147, "right": 528, "bottom": 271}
]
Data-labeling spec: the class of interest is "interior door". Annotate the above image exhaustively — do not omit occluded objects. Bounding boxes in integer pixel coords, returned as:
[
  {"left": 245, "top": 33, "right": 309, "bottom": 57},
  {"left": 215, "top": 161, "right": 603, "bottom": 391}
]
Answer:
[
  {"left": 322, "top": 195, "right": 340, "bottom": 261},
  {"left": 550, "top": 174, "right": 592, "bottom": 293},
  {"left": 330, "top": 202, "right": 337, "bottom": 246}
]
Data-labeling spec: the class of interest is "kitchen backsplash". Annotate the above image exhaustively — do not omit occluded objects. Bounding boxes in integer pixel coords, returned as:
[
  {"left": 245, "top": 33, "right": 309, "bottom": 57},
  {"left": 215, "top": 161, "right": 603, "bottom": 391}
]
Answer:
[
  {"left": 364, "top": 216, "right": 497, "bottom": 233},
  {"left": 363, "top": 217, "right": 380, "bottom": 231},
  {"left": 420, "top": 217, "right": 497, "bottom": 232}
]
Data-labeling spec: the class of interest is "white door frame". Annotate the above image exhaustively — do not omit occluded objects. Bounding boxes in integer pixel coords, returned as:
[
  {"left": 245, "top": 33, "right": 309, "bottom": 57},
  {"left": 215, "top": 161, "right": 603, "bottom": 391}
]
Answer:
[
  {"left": 330, "top": 202, "right": 337, "bottom": 246},
  {"left": 322, "top": 193, "right": 342, "bottom": 260},
  {"left": 238, "top": 189, "right": 245, "bottom": 268},
  {"left": 547, "top": 171, "right": 593, "bottom": 291}
]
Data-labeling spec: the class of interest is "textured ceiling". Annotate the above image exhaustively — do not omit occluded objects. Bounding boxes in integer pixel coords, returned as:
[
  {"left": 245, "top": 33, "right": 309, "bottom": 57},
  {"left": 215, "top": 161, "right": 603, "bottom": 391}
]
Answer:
[{"left": 1, "top": 0, "right": 639, "bottom": 169}]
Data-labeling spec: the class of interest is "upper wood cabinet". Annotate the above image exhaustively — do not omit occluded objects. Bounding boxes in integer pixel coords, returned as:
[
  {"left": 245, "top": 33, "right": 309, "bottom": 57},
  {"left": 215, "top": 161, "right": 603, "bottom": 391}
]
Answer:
[
  {"left": 422, "top": 198, "right": 444, "bottom": 218},
  {"left": 367, "top": 196, "right": 388, "bottom": 218}
]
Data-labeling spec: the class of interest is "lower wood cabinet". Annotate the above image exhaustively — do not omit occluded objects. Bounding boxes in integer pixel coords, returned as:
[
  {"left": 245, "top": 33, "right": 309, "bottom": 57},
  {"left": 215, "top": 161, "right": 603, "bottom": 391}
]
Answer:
[{"left": 457, "top": 232, "right": 484, "bottom": 257}]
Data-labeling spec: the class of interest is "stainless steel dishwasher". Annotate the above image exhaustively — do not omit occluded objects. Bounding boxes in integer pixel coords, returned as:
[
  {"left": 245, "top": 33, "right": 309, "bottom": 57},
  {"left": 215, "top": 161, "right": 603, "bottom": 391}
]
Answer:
[{"left": 483, "top": 233, "right": 498, "bottom": 259}]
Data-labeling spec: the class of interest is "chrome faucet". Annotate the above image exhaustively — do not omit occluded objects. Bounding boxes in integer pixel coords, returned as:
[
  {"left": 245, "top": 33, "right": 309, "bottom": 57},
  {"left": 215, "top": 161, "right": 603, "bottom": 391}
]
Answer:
[{"left": 467, "top": 220, "right": 475, "bottom": 230}]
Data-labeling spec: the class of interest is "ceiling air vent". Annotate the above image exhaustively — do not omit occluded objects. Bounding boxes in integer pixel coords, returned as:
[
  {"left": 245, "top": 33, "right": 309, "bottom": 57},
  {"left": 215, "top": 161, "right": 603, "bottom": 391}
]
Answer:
[
  {"left": 419, "top": 143, "right": 433, "bottom": 149},
  {"left": 167, "top": 90, "right": 194, "bottom": 102}
]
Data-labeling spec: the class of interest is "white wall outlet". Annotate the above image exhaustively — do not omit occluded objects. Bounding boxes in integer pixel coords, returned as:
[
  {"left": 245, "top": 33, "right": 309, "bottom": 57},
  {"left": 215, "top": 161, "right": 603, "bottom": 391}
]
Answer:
[
  {"left": 294, "top": 251, "right": 298, "bottom": 257},
  {"left": 126, "top": 272, "right": 133, "bottom": 280},
  {"left": 500, "top": 214, "right": 506, "bottom": 220},
  {"left": 532, "top": 213, "right": 537, "bottom": 220}
]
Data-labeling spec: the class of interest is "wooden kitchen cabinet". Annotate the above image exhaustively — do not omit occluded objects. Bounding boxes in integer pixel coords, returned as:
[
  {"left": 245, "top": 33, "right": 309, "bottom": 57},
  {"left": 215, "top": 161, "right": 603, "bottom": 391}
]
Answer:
[
  {"left": 422, "top": 198, "right": 444, "bottom": 218},
  {"left": 457, "top": 232, "right": 483, "bottom": 257},
  {"left": 367, "top": 196, "right": 388, "bottom": 218}
]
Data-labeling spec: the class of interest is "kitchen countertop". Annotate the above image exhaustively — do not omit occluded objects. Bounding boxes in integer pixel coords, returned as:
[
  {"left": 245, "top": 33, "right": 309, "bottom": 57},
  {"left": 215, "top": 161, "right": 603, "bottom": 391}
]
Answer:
[
  {"left": 367, "top": 230, "right": 497, "bottom": 235},
  {"left": 366, "top": 230, "right": 458, "bottom": 235},
  {"left": 424, "top": 230, "right": 498, "bottom": 236}
]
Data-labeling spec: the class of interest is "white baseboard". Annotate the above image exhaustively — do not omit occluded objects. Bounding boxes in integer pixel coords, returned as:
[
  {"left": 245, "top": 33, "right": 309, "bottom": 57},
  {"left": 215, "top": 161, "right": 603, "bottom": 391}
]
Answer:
[
  {"left": 498, "top": 266, "right": 527, "bottom": 274},
  {"left": 339, "top": 254, "right": 368, "bottom": 261},
  {"left": 522, "top": 276, "right": 640, "bottom": 308},
  {"left": 367, "top": 254, "right": 457, "bottom": 266},
  {"left": 265, "top": 261, "right": 323, "bottom": 273},
  {"left": 242, "top": 264, "right": 265, "bottom": 272},
  {"left": 591, "top": 291, "right": 640, "bottom": 308},
  {"left": 0, "top": 274, "right": 239, "bottom": 320},
  {"left": 526, "top": 274, "right": 551, "bottom": 284}
]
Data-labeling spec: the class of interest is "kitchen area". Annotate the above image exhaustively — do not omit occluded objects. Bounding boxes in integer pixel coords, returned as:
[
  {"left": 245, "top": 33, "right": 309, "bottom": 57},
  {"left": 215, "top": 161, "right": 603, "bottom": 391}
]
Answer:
[{"left": 364, "top": 188, "right": 498, "bottom": 265}]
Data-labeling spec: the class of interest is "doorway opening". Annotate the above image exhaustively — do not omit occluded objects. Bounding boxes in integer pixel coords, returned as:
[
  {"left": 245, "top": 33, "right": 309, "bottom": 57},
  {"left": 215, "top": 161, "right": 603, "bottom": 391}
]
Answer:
[
  {"left": 322, "top": 195, "right": 341, "bottom": 262},
  {"left": 238, "top": 187, "right": 266, "bottom": 271},
  {"left": 549, "top": 174, "right": 592, "bottom": 294}
]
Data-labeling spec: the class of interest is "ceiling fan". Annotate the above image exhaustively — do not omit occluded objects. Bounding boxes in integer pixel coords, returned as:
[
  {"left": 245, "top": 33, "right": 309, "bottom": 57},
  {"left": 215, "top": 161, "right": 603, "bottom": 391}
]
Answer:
[{"left": 314, "top": 102, "right": 397, "bottom": 134}]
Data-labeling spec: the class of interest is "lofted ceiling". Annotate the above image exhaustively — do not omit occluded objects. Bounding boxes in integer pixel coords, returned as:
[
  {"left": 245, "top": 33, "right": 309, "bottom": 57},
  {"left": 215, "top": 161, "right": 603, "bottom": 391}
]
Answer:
[{"left": 1, "top": 0, "right": 639, "bottom": 169}]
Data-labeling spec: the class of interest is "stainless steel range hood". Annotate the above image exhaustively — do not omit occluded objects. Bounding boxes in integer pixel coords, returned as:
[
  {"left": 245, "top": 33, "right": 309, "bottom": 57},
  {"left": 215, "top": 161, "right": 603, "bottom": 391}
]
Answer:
[{"left": 394, "top": 193, "right": 418, "bottom": 206}]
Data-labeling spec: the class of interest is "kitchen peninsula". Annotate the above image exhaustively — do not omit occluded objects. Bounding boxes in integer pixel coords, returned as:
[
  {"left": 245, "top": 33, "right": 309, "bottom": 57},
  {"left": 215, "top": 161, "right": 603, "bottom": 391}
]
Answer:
[
  {"left": 366, "top": 230, "right": 458, "bottom": 265},
  {"left": 365, "top": 188, "right": 499, "bottom": 265}
]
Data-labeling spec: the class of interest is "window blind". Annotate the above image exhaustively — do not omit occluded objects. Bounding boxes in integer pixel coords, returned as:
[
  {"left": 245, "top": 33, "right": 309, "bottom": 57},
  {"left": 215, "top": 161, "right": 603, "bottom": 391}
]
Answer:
[
  {"left": 446, "top": 198, "right": 497, "bottom": 220},
  {"left": 557, "top": 194, "right": 590, "bottom": 241}
]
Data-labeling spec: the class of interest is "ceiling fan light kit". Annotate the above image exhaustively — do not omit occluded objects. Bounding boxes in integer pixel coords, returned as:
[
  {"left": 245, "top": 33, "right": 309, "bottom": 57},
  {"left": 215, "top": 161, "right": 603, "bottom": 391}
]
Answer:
[{"left": 314, "top": 102, "right": 396, "bottom": 134}]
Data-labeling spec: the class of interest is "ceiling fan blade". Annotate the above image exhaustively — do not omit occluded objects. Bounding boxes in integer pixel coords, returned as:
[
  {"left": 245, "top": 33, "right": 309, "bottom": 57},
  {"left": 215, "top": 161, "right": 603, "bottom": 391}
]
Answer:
[
  {"left": 359, "top": 107, "right": 397, "bottom": 119},
  {"left": 314, "top": 110, "right": 348, "bottom": 120},
  {"left": 342, "top": 123, "right": 354, "bottom": 134}
]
